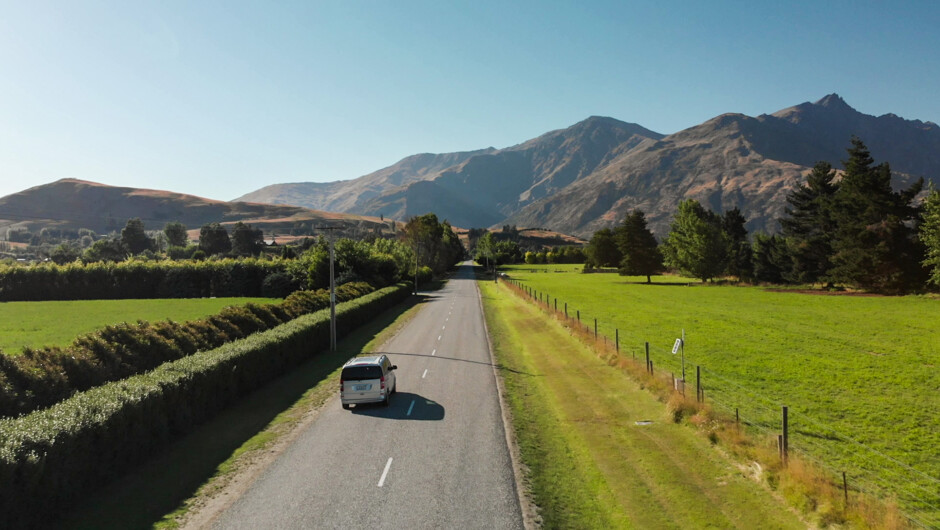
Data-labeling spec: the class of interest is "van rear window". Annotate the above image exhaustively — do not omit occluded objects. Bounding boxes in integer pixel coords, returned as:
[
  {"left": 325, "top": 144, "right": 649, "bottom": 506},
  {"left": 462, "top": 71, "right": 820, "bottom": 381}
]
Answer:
[{"left": 342, "top": 365, "right": 383, "bottom": 380}]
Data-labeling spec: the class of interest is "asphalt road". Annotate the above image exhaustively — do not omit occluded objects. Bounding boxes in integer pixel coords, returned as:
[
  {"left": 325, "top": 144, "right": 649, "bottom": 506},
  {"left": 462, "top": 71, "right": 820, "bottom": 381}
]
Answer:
[{"left": 212, "top": 263, "right": 523, "bottom": 529}]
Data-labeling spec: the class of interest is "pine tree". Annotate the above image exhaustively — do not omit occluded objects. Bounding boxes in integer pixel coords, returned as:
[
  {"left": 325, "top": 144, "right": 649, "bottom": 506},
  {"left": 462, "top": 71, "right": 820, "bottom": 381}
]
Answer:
[
  {"left": 921, "top": 188, "right": 940, "bottom": 288},
  {"left": 780, "top": 161, "right": 838, "bottom": 284},
  {"left": 615, "top": 209, "right": 663, "bottom": 283},
  {"left": 752, "top": 233, "right": 790, "bottom": 284},
  {"left": 827, "top": 137, "right": 924, "bottom": 292},
  {"left": 121, "top": 218, "right": 155, "bottom": 255},
  {"left": 661, "top": 199, "right": 729, "bottom": 282},
  {"left": 585, "top": 228, "right": 622, "bottom": 268},
  {"left": 722, "top": 207, "right": 753, "bottom": 281}
]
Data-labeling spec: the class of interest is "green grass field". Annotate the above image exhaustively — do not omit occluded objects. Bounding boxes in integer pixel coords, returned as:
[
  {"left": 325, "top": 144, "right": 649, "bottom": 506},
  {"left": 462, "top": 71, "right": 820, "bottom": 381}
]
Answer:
[
  {"left": 480, "top": 280, "right": 804, "bottom": 528},
  {"left": 0, "top": 298, "right": 279, "bottom": 354},
  {"left": 499, "top": 264, "right": 939, "bottom": 526}
]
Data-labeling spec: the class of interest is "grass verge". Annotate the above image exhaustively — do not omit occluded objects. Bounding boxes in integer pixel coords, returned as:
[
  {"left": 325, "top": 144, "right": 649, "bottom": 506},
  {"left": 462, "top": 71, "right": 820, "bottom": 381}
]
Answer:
[
  {"left": 480, "top": 279, "right": 806, "bottom": 529},
  {"left": 58, "top": 291, "right": 433, "bottom": 529}
]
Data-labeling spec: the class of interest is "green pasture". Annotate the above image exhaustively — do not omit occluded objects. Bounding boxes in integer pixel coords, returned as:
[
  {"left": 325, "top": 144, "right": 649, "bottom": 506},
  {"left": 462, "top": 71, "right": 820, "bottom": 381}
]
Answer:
[
  {"left": 499, "top": 264, "right": 939, "bottom": 525},
  {"left": 480, "top": 280, "right": 802, "bottom": 529},
  {"left": 0, "top": 298, "right": 279, "bottom": 354}
]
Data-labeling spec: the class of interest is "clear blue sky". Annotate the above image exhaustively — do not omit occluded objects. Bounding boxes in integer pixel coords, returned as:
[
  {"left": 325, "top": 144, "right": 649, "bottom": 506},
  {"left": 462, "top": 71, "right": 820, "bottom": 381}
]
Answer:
[{"left": 1, "top": 1, "right": 938, "bottom": 201}]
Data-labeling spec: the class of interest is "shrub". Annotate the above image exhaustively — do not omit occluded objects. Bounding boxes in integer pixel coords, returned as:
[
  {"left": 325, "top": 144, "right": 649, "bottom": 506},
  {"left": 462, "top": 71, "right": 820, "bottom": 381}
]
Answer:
[
  {"left": 0, "top": 282, "right": 377, "bottom": 417},
  {"left": 0, "top": 283, "right": 411, "bottom": 529}
]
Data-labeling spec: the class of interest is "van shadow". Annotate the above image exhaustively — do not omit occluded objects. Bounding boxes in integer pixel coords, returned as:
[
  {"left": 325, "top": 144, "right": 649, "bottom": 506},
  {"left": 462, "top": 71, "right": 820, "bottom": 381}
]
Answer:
[{"left": 350, "top": 391, "right": 445, "bottom": 421}]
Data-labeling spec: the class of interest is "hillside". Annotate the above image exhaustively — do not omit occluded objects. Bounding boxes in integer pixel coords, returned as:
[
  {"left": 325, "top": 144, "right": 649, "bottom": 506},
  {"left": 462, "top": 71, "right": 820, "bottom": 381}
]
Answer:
[
  {"left": 238, "top": 95, "right": 939, "bottom": 238},
  {"left": 0, "top": 179, "right": 394, "bottom": 238}
]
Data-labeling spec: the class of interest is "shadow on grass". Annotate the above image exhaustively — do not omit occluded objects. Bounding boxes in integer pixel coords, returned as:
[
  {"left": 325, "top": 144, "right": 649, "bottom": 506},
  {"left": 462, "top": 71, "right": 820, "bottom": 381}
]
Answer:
[{"left": 59, "top": 293, "right": 428, "bottom": 530}]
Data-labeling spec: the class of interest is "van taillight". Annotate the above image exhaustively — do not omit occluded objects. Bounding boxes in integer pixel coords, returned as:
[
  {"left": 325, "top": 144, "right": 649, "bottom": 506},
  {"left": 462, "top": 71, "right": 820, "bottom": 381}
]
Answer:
[
  {"left": 380, "top": 375, "right": 386, "bottom": 389},
  {"left": 340, "top": 379, "right": 344, "bottom": 392}
]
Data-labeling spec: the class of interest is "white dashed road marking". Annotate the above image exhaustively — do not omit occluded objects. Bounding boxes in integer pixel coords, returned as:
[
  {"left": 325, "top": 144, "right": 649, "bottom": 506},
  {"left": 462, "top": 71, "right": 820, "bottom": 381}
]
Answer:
[{"left": 378, "top": 458, "right": 393, "bottom": 487}]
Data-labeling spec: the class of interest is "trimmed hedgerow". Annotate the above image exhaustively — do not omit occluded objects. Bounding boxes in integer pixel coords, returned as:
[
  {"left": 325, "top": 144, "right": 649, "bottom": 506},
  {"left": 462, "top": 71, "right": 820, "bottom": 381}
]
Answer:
[
  {"left": 0, "top": 282, "right": 376, "bottom": 418},
  {"left": 0, "top": 283, "right": 410, "bottom": 529},
  {"left": 0, "top": 259, "right": 289, "bottom": 302}
]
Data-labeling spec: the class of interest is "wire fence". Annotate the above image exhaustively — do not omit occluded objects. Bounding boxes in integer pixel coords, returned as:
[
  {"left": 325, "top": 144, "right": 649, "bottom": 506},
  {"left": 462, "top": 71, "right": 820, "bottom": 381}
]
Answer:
[{"left": 500, "top": 275, "right": 939, "bottom": 528}]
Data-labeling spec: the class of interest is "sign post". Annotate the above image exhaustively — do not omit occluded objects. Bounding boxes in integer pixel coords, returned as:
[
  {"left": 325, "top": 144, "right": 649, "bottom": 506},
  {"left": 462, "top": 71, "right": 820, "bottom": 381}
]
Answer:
[{"left": 671, "top": 329, "right": 686, "bottom": 382}]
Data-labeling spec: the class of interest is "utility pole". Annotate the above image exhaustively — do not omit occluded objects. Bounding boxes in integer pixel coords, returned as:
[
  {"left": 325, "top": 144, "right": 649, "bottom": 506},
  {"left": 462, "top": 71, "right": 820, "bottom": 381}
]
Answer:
[{"left": 314, "top": 224, "right": 344, "bottom": 351}]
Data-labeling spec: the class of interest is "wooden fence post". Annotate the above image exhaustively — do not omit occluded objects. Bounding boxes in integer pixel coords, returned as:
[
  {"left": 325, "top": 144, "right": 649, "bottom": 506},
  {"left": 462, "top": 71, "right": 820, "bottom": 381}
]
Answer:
[
  {"left": 696, "top": 366, "right": 701, "bottom": 403},
  {"left": 594, "top": 318, "right": 597, "bottom": 340},
  {"left": 615, "top": 329, "right": 619, "bottom": 353},
  {"left": 645, "top": 342, "right": 650, "bottom": 373},
  {"left": 782, "top": 406, "right": 789, "bottom": 466}
]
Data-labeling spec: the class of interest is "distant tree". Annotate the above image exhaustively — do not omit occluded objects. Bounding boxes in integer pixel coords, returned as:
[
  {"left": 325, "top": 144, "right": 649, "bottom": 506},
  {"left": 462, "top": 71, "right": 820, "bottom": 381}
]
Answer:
[
  {"left": 441, "top": 221, "right": 466, "bottom": 268},
  {"left": 83, "top": 238, "right": 128, "bottom": 263},
  {"left": 231, "top": 222, "right": 264, "bottom": 256},
  {"left": 721, "top": 207, "right": 753, "bottom": 281},
  {"left": 780, "top": 161, "right": 838, "bottom": 284},
  {"left": 164, "top": 221, "right": 189, "bottom": 248},
  {"left": 615, "top": 209, "right": 663, "bottom": 283},
  {"left": 121, "top": 218, "right": 155, "bottom": 255},
  {"left": 921, "top": 187, "right": 940, "bottom": 288},
  {"left": 493, "top": 240, "right": 521, "bottom": 265},
  {"left": 585, "top": 228, "right": 622, "bottom": 267},
  {"left": 827, "top": 137, "right": 925, "bottom": 292},
  {"left": 403, "top": 214, "right": 444, "bottom": 275},
  {"left": 49, "top": 243, "right": 81, "bottom": 265},
  {"left": 199, "top": 222, "right": 232, "bottom": 256},
  {"left": 751, "top": 233, "right": 790, "bottom": 284},
  {"left": 661, "top": 199, "right": 729, "bottom": 282}
]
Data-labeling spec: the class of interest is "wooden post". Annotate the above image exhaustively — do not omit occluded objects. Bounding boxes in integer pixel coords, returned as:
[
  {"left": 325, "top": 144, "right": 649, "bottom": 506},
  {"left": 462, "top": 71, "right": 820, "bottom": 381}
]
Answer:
[
  {"left": 554, "top": 298, "right": 557, "bottom": 312},
  {"left": 577, "top": 310, "right": 580, "bottom": 322},
  {"left": 696, "top": 366, "right": 701, "bottom": 403},
  {"left": 842, "top": 471, "right": 848, "bottom": 507},
  {"left": 645, "top": 342, "right": 650, "bottom": 373},
  {"left": 649, "top": 360, "right": 654, "bottom": 375},
  {"left": 782, "top": 406, "right": 789, "bottom": 466},
  {"left": 564, "top": 302, "right": 568, "bottom": 318},
  {"left": 615, "top": 329, "right": 619, "bottom": 353},
  {"left": 594, "top": 318, "right": 597, "bottom": 340}
]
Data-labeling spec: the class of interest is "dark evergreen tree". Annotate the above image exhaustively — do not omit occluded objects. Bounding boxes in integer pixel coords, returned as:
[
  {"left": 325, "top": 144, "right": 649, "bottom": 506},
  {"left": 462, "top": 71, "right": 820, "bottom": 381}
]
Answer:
[
  {"left": 722, "top": 207, "right": 753, "bottom": 281},
  {"left": 199, "top": 222, "right": 232, "bottom": 256},
  {"left": 164, "top": 221, "right": 189, "bottom": 248},
  {"left": 231, "top": 222, "right": 264, "bottom": 256},
  {"left": 615, "top": 209, "right": 663, "bottom": 283},
  {"left": 751, "top": 233, "right": 791, "bottom": 284},
  {"left": 780, "top": 161, "right": 838, "bottom": 284},
  {"left": 827, "top": 137, "right": 925, "bottom": 292},
  {"left": 585, "top": 228, "right": 622, "bottom": 267},
  {"left": 121, "top": 218, "right": 155, "bottom": 255},
  {"left": 661, "top": 199, "right": 729, "bottom": 282}
]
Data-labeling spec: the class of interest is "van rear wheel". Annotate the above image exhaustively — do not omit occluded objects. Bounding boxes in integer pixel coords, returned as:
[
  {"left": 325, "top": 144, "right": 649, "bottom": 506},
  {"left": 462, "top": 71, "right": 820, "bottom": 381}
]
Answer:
[{"left": 342, "top": 403, "right": 350, "bottom": 410}]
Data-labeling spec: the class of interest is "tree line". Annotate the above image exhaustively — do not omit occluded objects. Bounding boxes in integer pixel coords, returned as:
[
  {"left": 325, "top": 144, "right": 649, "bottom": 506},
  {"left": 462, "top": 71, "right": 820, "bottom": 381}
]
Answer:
[{"left": 584, "top": 137, "right": 940, "bottom": 293}]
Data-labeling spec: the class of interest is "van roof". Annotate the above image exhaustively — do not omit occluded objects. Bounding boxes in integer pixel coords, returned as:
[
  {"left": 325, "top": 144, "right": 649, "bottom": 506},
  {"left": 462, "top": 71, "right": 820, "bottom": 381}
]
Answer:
[{"left": 345, "top": 355, "right": 383, "bottom": 366}]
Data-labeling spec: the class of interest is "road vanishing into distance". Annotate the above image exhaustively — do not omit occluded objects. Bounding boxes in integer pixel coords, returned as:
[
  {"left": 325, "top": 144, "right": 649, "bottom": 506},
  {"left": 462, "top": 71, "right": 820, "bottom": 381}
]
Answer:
[{"left": 212, "top": 264, "right": 524, "bottom": 529}]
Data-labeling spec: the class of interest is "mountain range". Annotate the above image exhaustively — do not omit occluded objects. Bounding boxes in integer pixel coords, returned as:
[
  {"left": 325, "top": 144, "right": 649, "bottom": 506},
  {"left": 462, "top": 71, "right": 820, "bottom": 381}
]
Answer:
[{"left": 236, "top": 94, "right": 939, "bottom": 237}]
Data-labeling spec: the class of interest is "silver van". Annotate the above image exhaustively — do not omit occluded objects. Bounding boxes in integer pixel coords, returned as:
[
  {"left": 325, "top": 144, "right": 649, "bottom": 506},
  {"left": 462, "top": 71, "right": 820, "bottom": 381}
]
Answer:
[{"left": 340, "top": 355, "right": 397, "bottom": 409}]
